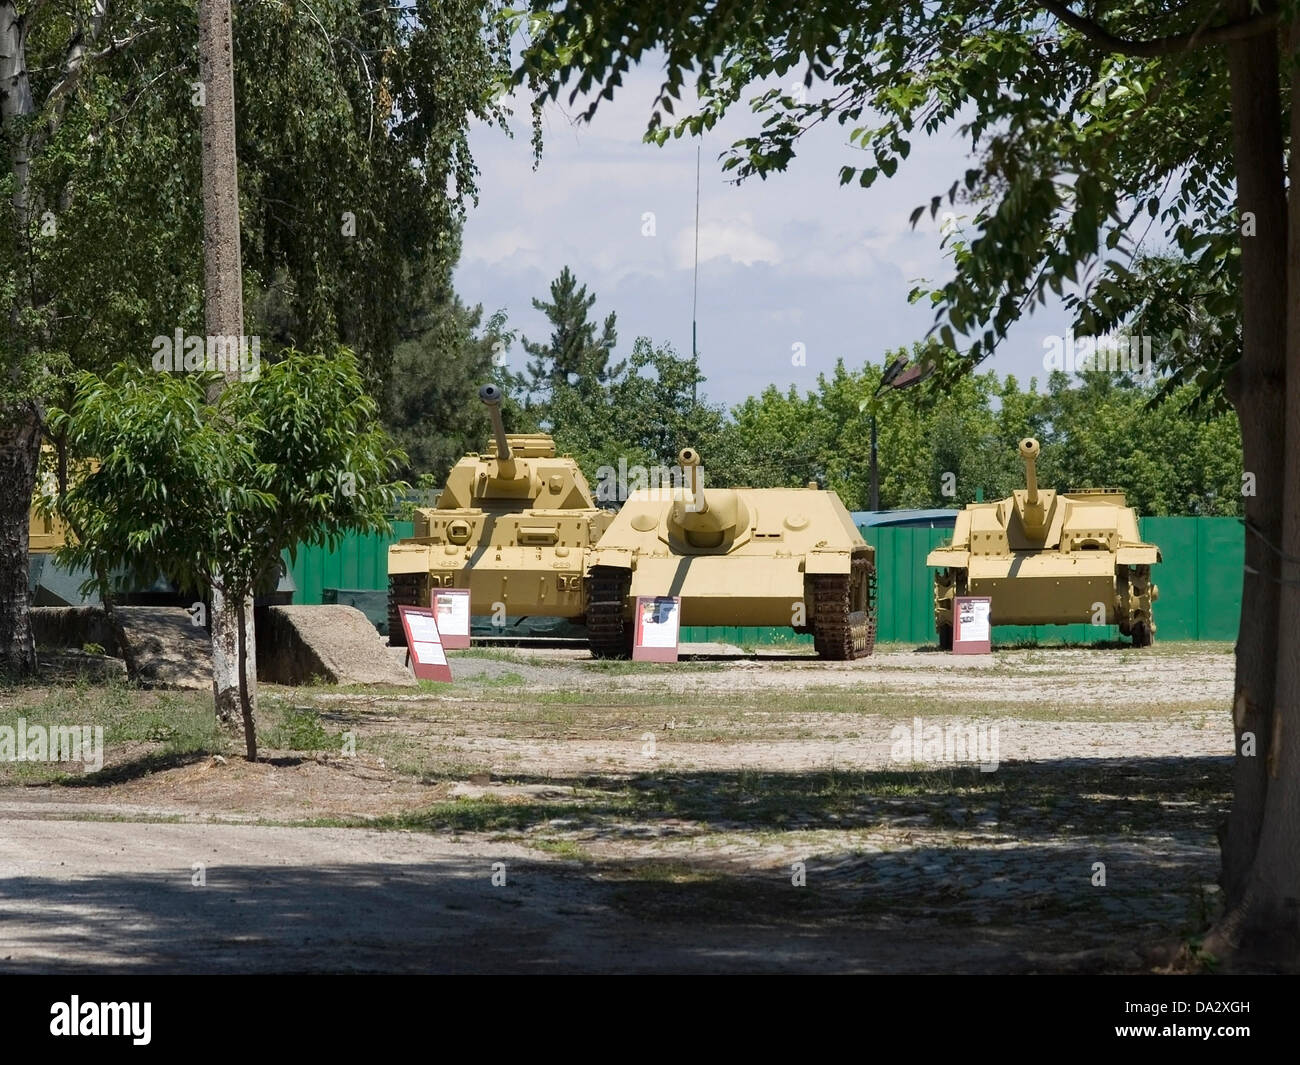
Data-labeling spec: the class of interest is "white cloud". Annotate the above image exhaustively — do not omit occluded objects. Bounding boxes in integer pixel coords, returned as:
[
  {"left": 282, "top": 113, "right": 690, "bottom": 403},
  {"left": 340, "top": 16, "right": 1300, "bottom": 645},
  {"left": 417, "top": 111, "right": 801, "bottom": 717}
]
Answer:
[
  {"left": 455, "top": 53, "right": 1074, "bottom": 406},
  {"left": 672, "top": 216, "right": 782, "bottom": 268}
]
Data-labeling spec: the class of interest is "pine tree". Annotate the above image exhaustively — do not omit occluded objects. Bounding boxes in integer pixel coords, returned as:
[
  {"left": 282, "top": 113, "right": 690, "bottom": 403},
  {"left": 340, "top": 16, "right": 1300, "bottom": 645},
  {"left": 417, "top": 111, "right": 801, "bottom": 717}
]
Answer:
[
  {"left": 522, "top": 267, "right": 621, "bottom": 405},
  {"left": 383, "top": 249, "right": 523, "bottom": 481}
]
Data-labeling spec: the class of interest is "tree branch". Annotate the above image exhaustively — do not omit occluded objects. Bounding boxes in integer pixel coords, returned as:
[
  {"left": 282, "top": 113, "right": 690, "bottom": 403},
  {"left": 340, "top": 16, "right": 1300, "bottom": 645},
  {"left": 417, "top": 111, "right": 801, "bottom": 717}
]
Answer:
[
  {"left": 45, "top": 27, "right": 153, "bottom": 109},
  {"left": 1040, "top": 1, "right": 1278, "bottom": 56}
]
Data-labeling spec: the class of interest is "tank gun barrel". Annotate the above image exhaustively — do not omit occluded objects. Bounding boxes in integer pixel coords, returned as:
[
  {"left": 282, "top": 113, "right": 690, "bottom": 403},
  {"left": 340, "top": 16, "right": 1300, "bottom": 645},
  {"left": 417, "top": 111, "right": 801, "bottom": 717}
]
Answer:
[
  {"left": 479, "top": 384, "right": 514, "bottom": 469},
  {"left": 1019, "top": 438, "right": 1040, "bottom": 505},
  {"left": 679, "top": 448, "right": 708, "bottom": 515}
]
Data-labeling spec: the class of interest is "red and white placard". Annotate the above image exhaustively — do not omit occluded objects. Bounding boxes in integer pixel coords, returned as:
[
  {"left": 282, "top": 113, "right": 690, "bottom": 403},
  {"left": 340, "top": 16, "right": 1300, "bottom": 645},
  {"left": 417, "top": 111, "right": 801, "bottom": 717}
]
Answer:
[
  {"left": 398, "top": 604, "right": 453, "bottom": 681},
  {"left": 633, "top": 596, "right": 681, "bottom": 663},
  {"left": 953, "top": 596, "right": 992, "bottom": 655},
  {"left": 432, "top": 588, "right": 472, "bottom": 649}
]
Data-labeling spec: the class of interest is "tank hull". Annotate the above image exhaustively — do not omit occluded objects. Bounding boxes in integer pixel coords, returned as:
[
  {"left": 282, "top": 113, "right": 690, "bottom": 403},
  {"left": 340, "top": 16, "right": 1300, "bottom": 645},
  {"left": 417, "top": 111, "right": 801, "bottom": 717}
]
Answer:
[
  {"left": 625, "top": 555, "right": 815, "bottom": 627},
  {"left": 389, "top": 534, "right": 591, "bottom": 618},
  {"left": 586, "top": 475, "right": 877, "bottom": 659},
  {"left": 961, "top": 553, "right": 1120, "bottom": 625}
]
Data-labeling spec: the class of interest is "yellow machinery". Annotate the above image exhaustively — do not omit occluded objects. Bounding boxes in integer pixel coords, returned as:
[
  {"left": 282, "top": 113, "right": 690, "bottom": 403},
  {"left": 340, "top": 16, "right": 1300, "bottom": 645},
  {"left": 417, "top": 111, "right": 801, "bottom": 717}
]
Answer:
[
  {"left": 927, "top": 438, "right": 1161, "bottom": 648},
  {"left": 585, "top": 448, "right": 876, "bottom": 659},
  {"left": 29, "top": 494, "right": 65, "bottom": 553},
  {"left": 28, "top": 446, "right": 78, "bottom": 553},
  {"left": 27, "top": 447, "right": 103, "bottom": 607},
  {"left": 387, "top": 385, "right": 614, "bottom": 644}
]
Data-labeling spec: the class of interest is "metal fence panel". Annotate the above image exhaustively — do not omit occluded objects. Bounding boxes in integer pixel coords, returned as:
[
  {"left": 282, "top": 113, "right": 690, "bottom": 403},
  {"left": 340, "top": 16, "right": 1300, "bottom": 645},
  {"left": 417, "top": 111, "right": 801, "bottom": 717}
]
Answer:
[{"left": 285, "top": 517, "right": 1243, "bottom": 646}]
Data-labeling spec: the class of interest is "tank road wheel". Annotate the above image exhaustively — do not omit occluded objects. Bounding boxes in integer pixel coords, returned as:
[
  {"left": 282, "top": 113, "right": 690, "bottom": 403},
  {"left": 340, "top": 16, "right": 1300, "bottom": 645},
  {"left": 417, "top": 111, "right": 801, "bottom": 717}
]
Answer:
[
  {"left": 586, "top": 565, "right": 633, "bottom": 659},
  {"left": 859, "top": 556, "right": 878, "bottom": 656},
  {"left": 1117, "top": 564, "right": 1156, "bottom": 648},
  {"left": 812, "top": 555, "right": 876, "bottom": 661},
  {"left": 933, "top": 568, "right": 966, "bottom": 649},
  {"left": 387, "top": 573, "right": 426, "bottom": 646}
]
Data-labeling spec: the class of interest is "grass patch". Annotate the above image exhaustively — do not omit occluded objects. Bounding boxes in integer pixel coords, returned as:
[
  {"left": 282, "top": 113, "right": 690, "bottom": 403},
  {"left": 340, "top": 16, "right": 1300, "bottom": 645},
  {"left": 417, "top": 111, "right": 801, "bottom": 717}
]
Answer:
[
  {"left": 373, "top": 795, "right": 625, "bottom": 833},
  {"left": 349, "top": 758, "right": 1230, "bottom": 844},
  {"left": 526, "top": 837, "right": 592, "bottom": 860},
  {"left": 0, "top": 681, "right": 225, "bottom": 784},
  {"left": 260, "top": 705, "right": 341, "bottom": 752}
]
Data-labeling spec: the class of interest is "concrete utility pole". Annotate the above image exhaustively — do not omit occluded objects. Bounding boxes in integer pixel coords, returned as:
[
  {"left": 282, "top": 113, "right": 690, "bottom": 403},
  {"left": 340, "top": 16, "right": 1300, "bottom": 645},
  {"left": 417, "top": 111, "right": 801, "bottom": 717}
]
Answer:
[{"left": 198, "top": 0, "right": 256, "bottom": 726}]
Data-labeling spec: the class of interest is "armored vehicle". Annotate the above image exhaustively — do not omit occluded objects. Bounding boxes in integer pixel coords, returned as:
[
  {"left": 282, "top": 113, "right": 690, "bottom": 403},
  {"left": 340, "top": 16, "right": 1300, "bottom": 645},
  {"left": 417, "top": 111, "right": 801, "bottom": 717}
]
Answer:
[
  {"left": 585, "top": 448, "right": 876, "bottom": 659},
  {"left": 926, "top": 438, "right": 1161, "bottom": 648},
  {"left": 387, "top": 385, "right": 614, "bottom": 644}
]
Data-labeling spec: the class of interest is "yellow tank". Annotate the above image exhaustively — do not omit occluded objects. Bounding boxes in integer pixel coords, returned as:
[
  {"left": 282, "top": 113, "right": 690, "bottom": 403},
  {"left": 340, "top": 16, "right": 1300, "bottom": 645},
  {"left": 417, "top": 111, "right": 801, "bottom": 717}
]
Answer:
[
  {"left": 926, "top": 437, "right": 1161, "bottom": 648},
  {"left": 386, "top": 384, "right": 614, "bottom": 644},
  {"left": 585, "top": 448, "right": 877, "bottom": 659},
  {"left": 28, "top": 446, "right": 92, "bottom": 552}
]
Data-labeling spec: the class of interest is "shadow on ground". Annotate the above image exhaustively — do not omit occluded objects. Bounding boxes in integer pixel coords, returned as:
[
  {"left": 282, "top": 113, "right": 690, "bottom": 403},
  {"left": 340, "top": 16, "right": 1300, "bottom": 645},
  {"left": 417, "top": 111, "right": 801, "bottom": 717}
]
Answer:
[{"left": 0, "top": 757, "right": 1229, "bottom": 973}]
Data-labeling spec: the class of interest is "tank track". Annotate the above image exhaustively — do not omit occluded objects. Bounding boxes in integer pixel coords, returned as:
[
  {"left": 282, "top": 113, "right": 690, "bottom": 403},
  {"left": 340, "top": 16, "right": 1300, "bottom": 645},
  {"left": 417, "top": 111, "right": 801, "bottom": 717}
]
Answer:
[
  {"left": 933, "top": 567, "right": 967, "bottom": 650},
  {"left": 1118, "top": 563, "right": 1156, "bottom": 647},
  {"left": 586, "top": 565, "right": 633, "bottom": 659},
  {"left": 387, "top": 573, "right": 426, "bottom": 646},
  {"left": 812, "top": 555, "right": 876, "bottom": 660}
]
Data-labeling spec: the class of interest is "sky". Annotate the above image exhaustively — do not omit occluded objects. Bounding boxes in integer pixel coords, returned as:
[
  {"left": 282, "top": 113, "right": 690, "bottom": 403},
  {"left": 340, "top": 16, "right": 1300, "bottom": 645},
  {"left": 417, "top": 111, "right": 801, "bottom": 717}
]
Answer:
[{"left": 454, "top": 62, "right": 1076, "bottom": 410}]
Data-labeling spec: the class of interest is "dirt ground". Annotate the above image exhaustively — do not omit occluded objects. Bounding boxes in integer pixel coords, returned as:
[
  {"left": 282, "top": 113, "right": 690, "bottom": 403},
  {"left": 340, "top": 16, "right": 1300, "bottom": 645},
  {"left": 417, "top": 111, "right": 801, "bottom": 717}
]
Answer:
[{"left": 0, "top": 642, "right": 1237, "bottom": 973}]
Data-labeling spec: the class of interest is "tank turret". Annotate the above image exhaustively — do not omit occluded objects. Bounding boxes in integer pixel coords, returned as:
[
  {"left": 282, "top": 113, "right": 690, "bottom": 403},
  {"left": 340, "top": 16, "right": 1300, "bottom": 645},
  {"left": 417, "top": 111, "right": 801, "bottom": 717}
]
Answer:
[
  {"left": 668, "top": 448, "right": 751, "bottom": 550},
  {"left": 1014, "top": 437, "right": 1051, "bottom": 540}
]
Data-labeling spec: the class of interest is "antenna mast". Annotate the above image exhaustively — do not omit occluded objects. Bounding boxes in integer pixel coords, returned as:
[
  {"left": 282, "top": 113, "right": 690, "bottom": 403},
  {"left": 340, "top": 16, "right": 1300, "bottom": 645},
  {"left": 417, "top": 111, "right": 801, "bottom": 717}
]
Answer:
[{"left": 691, "top": 144, "right": 701, "bottom": 406}]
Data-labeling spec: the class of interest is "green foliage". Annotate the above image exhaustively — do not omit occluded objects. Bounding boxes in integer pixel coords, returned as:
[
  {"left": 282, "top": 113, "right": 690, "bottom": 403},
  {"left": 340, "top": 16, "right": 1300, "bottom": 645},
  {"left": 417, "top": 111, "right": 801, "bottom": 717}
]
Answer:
[
  {"left": 512, "top": 1, "right": 1244, "bottom": 398},
  {"left": 547, "top": 337, "right": 726, "bottom": 476},
  {"left": 504, "top": 273, "right": 1239, "bottom": 515},
  {"left": 2, "top": 0, "right": 512, "bottom": 424},
  {"left": 522, "top": 266, "right": 624, "bottom": 410},
  {"left": 710, "top": 353, "right": 1241, "bottom": 514},
  {"left": 48, "top": 349, "right": 407, "bottom": 604},
  {"left": 383, "top": 240, "right": 522, "bottom": 481}
]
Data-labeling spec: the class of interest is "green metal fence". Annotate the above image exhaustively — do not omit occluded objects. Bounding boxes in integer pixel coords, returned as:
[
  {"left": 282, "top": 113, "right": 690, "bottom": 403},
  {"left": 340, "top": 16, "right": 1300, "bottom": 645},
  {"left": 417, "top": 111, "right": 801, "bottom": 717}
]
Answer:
[
  {"left": 285, "top": 516, "right": 1243, "bottom": 646},
  {"left": 287, "top": 523, "right": 413, "bottom": 608}
]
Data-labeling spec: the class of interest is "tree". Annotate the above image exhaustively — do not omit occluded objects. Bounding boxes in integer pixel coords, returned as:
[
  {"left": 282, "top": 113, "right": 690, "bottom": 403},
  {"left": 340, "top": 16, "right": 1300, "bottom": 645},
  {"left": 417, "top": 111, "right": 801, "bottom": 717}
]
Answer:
[
  {"left": 0, "top": 1, "right": 511, "bottom": 677},
  {"left": 50, "top": 350, "right": 404, "bottom": 761},
  {"left": 0, "top": 0, "right": 130, "bottom": 676},
  {"left": 516, "top": 0, "right": 1297, "bottom": 965},
  {"left": 384, "top": 237, "right": 522, "bottom": 481},
  {"left": 198, "top": 0, "right": 252, "bottom": 728},
  {"left": 547, "top": 337, "right": 726, "bottom": 481},
  {"left": 522, "top": 266, "right": 621, "bottom": 408},
  {"left": 704, "top": 350, "right": 1240, "bottom": 511},
  {"left": 722, "top": 385, "right": 830, "bottom": 489},
  {"left": 387, "top": 301, "right": 517, "bottom": 480}
]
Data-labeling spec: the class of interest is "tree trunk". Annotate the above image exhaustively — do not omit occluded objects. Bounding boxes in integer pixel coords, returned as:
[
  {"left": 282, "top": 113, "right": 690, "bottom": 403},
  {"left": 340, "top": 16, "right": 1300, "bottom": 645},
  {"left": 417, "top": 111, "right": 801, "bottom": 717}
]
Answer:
[
  {"left": 198, "top": 0, "right": 256, "bottom": 731},
  {"left": 0, "top": 4, "right": 39, "bottom": 677},
  {"left": 1207, "top": 6, "right": 1293, "bottom": 965},
  {"left": 236, "top": 596, "right": 256, "bottom": 762},
  {"left": 0, "top": 1, "right": 35, "bottom": 232},
  {"left": 98, "top": 581, "right": 142, "bottom": 680},
  {"left": 0, "top": 410, "right": 40, "bottom": 675}
]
